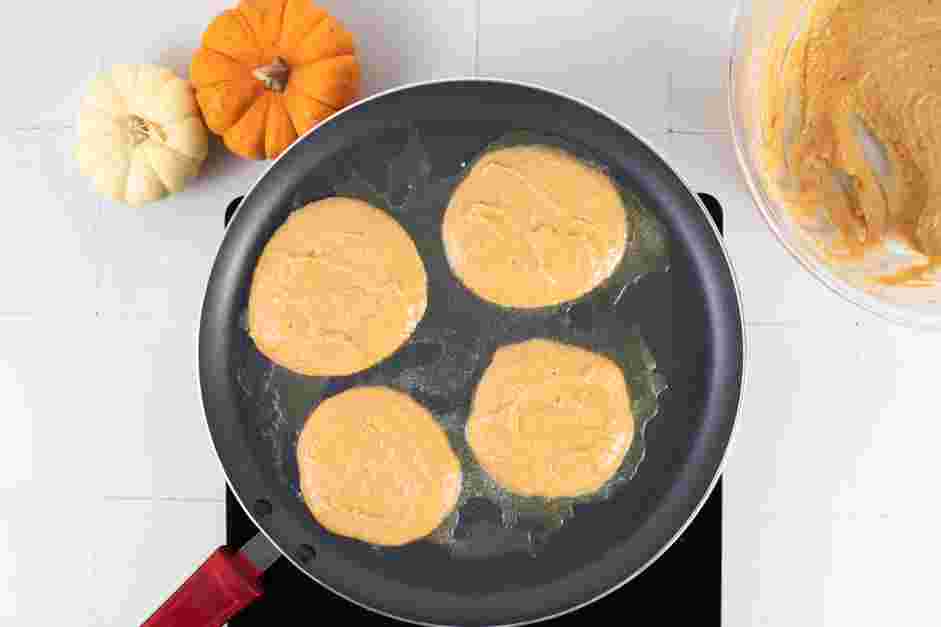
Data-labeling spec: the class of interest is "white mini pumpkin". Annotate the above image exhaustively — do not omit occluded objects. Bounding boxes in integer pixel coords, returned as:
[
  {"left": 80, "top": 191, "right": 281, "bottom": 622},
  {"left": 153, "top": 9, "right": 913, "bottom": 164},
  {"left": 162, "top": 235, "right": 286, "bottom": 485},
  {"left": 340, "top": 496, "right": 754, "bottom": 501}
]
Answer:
[{"left": 76, "top": 64, "right": 209, "bottom": 206}]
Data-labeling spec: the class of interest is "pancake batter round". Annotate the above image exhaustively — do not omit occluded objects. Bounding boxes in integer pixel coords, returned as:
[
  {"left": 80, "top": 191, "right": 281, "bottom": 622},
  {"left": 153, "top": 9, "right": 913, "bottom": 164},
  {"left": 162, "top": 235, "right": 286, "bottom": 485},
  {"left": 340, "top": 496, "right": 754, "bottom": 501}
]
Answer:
[
  {"left": 466, "top": 339, "right": 634, "bottom": 498},
  {"left": 248, "top": 197, "right": 427, "bottom": 376},
  {"left": 297, "top": 386, "right": 462, "bottom": 546},
  {"left": 442, "top": 145, "right": 629, "bottom": 308}
]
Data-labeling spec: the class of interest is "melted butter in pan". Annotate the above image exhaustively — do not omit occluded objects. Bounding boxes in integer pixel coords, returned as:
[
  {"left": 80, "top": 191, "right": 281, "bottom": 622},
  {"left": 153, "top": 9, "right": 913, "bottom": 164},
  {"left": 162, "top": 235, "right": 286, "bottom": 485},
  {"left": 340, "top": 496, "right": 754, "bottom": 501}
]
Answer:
[{"left": 243, "top": 130, "right": 670, "bottom": 556}]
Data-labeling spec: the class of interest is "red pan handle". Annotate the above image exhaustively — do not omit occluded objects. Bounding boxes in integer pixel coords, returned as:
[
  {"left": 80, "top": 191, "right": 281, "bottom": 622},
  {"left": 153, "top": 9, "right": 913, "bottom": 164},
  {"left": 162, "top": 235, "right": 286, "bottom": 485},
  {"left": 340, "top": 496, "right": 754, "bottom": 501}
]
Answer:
[{"left": 141, "top": 546, "right": 264, "bottom": 627}]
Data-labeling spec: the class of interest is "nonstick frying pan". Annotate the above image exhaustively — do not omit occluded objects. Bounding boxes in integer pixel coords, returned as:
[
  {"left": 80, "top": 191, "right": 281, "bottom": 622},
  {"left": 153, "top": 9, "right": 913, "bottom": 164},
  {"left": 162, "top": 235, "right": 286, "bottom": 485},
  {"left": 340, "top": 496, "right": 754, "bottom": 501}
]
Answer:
[{"left": 143, "top": 79, "right": 745, "bottom": 627}]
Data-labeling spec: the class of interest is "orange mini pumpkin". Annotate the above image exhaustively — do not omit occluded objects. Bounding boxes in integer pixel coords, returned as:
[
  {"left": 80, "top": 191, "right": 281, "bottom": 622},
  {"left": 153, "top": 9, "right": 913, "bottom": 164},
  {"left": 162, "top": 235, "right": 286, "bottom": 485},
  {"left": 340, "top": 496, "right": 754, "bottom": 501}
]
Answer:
[{"left": 191, "top": 0, "right": 360, "bottom": 160}]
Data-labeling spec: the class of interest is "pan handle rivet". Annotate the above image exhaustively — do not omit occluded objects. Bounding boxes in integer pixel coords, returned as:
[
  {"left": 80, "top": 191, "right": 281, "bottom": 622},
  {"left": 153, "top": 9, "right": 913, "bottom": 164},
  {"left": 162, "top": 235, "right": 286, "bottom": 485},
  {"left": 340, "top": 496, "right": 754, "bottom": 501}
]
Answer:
[
  {"left": 252, "top": 498, "right": 273, "bottom": 519},
  {"left": 296, "top": 544, "right": 317, "bottom": 564}
]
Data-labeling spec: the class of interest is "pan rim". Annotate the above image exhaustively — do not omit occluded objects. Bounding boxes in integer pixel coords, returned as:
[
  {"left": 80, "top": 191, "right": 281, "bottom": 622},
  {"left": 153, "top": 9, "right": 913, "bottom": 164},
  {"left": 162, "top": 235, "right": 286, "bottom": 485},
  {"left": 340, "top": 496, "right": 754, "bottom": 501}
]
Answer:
[{"left": 197, "top": 76, "right": 748, "bottom": 627}]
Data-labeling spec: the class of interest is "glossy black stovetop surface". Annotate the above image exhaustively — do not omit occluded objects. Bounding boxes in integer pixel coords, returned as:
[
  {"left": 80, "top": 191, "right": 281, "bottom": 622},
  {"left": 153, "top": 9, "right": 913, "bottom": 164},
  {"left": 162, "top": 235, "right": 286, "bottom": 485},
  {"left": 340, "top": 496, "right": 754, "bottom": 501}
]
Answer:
[{"left": 225, "top": 194, "right": 725, "bottom": 626}]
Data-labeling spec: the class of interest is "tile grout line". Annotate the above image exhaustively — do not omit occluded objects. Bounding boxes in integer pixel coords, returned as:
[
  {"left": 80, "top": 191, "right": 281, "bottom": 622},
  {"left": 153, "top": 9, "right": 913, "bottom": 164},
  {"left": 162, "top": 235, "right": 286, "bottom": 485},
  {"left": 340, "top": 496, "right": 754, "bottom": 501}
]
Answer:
[
  {"left": 665, "top": 68, "right": 729, "bottom": 136},
  {"left": 0, "top": 313, "right": 39, "bottom": 321},
  {"left": 665, "top": 70, "right": 673, "bottom": 135},
  {"left": 667, "top": 128, "right": 729, "bottom": 136},
  {"left": 473, "top": 0, "right": 481, "bottom": 76},
  {"left": 102, "top": 495, "right": 225, "bottom": 504},
  {"left": 10, "top": 123, "right": 75, "bottom": 135},
  {"left": 744, "top": 320, "right": 806, "bottom": 329},
  {"left": 94, "top": 192, "right": 104, "bottom": 318},
  {"left": 720, "top": 507, "right": 895, "bottom": 521},
  {"left": 92, "top": 50, "right": 105, "bottom": 316}
]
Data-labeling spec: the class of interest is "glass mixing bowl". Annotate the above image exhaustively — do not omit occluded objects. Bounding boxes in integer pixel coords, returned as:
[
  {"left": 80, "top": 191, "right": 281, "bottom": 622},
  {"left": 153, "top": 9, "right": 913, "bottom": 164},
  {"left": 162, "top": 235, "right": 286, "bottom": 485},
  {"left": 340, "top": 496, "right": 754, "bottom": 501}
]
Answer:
[{"left": 729, "top": 0, "right": 941, "bottom": 330}]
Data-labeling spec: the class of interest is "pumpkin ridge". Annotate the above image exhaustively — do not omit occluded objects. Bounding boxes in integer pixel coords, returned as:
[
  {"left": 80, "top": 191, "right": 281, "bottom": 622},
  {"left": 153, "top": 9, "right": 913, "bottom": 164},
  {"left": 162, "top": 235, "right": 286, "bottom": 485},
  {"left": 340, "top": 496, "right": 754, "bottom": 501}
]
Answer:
[
  {"left": 237, "top": 91, "right": 271, "bottom": 130},
  {"left": 277, "top": 0, "right": 290, "bottom": 44},
  {"left": 237, "top": 0, "right": 290, "bottom": 59},
  {"left": 81, "top": 102, "right": 124, "bottom": 124},
  {"left": 264, "top": 95, "right": 297, "bottom": 156},
  {"left": 268, "top": 0, "right": 289, "bottom": 58},
  {"left": 199, "top": 47, "right": 253, "bottom": 75},
  {"left": 135, "top": 145, "right": 160, "bottom": 191},
  {"left": 110, "top": 161, "right": 132, "bottom": 202},
  {"left": 301, "top": 93, "right": 339, "bottom": 115},
  {"left": 225, "top": 91, "right": 272, "bottom": 158},
  {"left": 78, "top": 140, "right": 119, "bottom": 180},
  {"left": 277, "top": 0, "right": 295, "bottom": 53},
  {"left": 277, "top": 3, "right": 328, "bottom": 56},
  {"left": 235, "top": 6, "right": 267, "bottom": 62},
  {"left": 192, "top": 76, "right": 240, "bottom": 90},
  {"left": 292, "top": 79, "right": 357, "bottom": 111},
  {"left": 289, "top": 15, "right": 356, "bottom": 66},
  {"left": 149, "top": 132, "right": 201, "bottom": 167},
  {"left": 153, "top": 77, "right": 200, "bottom": 125},
  {"left": 273, "top": 93, "right": 303, "bottom": 136},
  {"left": 89, "top": 76, "right": 131, "bottom": 120},
  {"left": 284, "top": 87, "right": 339, "bottom": 119},
  {"left": 142, "top": 138, "right": 198, "bottom": 191},
  {"left": 162, "top": 115, "right": 210, "bottom": 162},
  {"left": 291, "top": 52, "right": 357, "bottom": 70},
  {"left": 77, "top": 108, "right": 124, "bottom": 146},
  {"left": 127, "top": 146, "right": 166, "bottom": 202},
  {"left": 279, "top": 91, "right": 337, "bottom": 136},
  {"left": 286, "top": 13, "right": 329, "bottom": 53},
  {"left": 281, "top": 88, "right": 336, "bottom": 139},
  {"left": 292, "top": 54, "right": 360, "bottom": 109},
  {"left": 197, "top": 78, "right": 265, "bottom": 134},
  {"left": 111, "top": 65, "right": 142, "bottom": 114},
  {"left": 85, "top": 150, "right": 131, "bottom": 201}
]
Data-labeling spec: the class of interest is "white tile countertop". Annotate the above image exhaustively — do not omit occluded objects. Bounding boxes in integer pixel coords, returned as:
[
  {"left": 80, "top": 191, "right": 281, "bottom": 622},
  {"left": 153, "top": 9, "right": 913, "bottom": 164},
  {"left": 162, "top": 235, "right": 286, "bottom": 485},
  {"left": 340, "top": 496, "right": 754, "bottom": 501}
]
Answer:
[{"left": 2, "top": 1, "right": 939, "bottom": 625}]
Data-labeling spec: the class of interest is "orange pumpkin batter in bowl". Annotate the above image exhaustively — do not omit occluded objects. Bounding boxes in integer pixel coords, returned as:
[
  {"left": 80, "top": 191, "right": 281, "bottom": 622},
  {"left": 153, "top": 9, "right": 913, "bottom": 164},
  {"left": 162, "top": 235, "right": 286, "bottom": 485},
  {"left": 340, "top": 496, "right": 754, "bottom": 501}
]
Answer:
[{"left": 762, "top": 0, "right": 941, "bottom": 269}]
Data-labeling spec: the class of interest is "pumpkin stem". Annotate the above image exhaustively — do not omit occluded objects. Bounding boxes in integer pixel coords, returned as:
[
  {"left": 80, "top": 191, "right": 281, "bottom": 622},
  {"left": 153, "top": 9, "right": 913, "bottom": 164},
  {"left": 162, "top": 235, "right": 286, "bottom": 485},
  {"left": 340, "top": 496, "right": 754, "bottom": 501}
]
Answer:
[
  {"left": 253, "top": 56, "right": 291, "bottom": 92},
  {"left": 128, "top": 115, "right": 165, "bottom": 145}
]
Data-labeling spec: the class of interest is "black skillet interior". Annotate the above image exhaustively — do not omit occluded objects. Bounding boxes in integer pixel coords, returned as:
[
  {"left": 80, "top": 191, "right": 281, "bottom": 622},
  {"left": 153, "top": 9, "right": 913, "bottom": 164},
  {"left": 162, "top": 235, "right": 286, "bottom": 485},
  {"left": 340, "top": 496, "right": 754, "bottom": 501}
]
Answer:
[{"left": 200, "top": 80, "right": 744, "bottom": 627}]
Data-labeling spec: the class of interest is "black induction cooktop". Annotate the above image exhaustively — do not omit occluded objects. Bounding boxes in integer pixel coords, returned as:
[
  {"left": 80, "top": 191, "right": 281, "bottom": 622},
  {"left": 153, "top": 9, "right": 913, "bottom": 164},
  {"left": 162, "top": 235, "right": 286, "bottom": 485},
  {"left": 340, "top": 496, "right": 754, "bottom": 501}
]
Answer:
[{"left": 224, "top": 193, "right": 725, "bottom": 626}]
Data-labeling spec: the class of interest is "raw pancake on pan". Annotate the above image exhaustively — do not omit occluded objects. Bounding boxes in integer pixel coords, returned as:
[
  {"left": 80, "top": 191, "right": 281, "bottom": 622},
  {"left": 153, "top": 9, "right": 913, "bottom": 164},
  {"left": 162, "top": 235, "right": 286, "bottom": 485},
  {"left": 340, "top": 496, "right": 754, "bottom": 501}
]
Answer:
[
  {"left": 297, "top": 386, "right": 462, "bottom": 546},
  {"left": 442, "top": 144, "right": 629, "bottom": 308},
  {"left": 248, "top": 197, "right": 427, "bottom": 376},
  {"left": 466, "top": 338, "right": 634, "bottom": 498}
]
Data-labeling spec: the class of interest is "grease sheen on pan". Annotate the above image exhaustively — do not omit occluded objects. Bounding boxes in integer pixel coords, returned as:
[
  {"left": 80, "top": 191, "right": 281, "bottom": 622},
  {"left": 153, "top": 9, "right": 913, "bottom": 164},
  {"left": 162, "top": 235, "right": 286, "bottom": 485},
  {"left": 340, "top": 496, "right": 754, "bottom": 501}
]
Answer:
[
  {"left": 443, "top": 145, "right": 629, "bottom": 308},
  {"left": 248, "top": 197, "right": 427, "bottom": 376},
  {"left": 297, "top": 386, "right": 462, "bottom": 546}
]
